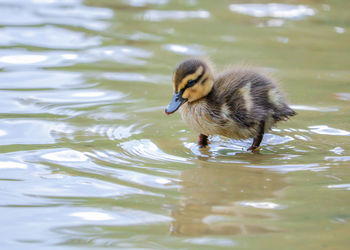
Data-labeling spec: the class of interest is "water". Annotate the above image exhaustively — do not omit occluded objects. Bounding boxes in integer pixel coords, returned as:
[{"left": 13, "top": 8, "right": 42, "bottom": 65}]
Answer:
[{"left": 0, "top": 0, "right": 349, "bottom": 249}]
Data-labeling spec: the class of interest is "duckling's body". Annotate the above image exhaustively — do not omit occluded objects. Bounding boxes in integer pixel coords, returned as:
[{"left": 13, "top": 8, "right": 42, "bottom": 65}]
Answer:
[{"left": 165, "top": 59, "right": 295, "bottom": 151}]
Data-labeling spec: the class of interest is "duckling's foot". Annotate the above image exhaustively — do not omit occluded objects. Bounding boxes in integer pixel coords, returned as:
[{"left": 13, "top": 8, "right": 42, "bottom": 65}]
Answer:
[
  {"left": 247, "top": 146, "right": 261, "bottom": 153},
  {"left": 198, "top": 134, "right": 209, "bottom": 148},
  {"left": 247, "top": 121, "right": 264, "bottom": 153}
]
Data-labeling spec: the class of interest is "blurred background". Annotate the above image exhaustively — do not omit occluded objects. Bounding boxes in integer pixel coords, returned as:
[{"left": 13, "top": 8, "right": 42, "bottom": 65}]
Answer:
[{"left": 0, "top": 0, "right": 349, "bottom": 249}]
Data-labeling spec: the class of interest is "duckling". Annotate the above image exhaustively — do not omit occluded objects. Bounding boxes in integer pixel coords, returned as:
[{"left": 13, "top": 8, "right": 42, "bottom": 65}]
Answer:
[{"left": 165, "top": 58, "right": 296, "bottom": 151}]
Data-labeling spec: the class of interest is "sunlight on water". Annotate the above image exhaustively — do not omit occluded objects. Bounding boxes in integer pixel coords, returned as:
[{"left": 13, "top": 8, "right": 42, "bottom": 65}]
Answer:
[
  {"left": 238, "top": 201, "right": 284, "bottom": 209},
  {"left": 229, "top": 3, "right": 315, "bottom": 19},
  {"left": 41, "top": 149, "right": 89, "bottom": 162},
  {"left": 184, "top": 237, "right": 236, "bottom": 247},
  {"left": 0, "top": 54, "right": 47, "bottom": 64},
  {"left": 0, "top": 161, "right": 28, "bottom": 169},
  {"left": 309, "top": 125, "right": 350, "bottom": 136},
  {"left": 143, "top": 10, "right": 210, "bottom": 22},
  {"left": 69, "top": 208, "right": 172, "bottom": 225},
  {"left": 291, "top": 104, "right": 338, "bottom": 112},
  {"left": 0, "top": 26, "right": 101, "bottom": 49},
  {"left": 335, "top": 93, "right": 350, "bottom": 101},
  {"left": 325, "top": 156, "right": 350, "bottom": 162},
  {"left": 73, "top": 91, "right": 105, "bottom": 98},
  {"left": 70, "top": 212, "right": 114, "bottom": 221},
  {"left": 329, "top": 146, "right": 344, "bottom": 155},
  {"left": 163, "top": 44, "right": 204, "bottom": 56},
  {"left": 246, "top": 163, "right": 328, "bottom": 173},
  {"left": 0, "top": 129, "right": 7, "bottom": 136},
  {"left": 327, "top": 184, "right": 350, "bottom": 190}
]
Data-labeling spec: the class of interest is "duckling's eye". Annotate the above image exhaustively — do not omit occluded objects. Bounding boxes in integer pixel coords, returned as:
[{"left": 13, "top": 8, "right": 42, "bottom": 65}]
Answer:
[{"left": 186, "top": 79, "right": 196, "bottom": 87}]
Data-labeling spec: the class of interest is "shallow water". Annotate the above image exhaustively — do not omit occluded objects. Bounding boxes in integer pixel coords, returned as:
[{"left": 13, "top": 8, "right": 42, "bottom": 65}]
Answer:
[{"left": 0, "top": 0, "right": 349, "bottom": 249}]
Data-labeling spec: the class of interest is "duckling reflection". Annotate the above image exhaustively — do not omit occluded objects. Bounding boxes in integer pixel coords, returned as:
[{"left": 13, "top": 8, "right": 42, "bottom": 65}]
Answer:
[{"left": 170, "top": 161, "right": 287, "bottom": 236}]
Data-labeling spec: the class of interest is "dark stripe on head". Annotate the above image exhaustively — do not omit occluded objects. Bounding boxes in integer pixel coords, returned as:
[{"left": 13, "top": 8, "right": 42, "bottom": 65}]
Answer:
[{"left": 185, "top": 68, "right": 204, "bottom": 88}]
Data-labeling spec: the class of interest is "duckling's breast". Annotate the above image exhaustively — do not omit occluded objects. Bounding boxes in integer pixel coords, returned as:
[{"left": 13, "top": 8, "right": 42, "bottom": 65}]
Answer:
[
  {"left": 179, "top": 100, "right": 257, "bottom": 139},
  {"left": 179, "top": 100, "right": 218, "bottom": 137}
]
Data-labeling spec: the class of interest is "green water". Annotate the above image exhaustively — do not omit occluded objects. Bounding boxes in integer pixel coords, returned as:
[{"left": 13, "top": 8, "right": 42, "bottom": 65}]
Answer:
[{"left": 0, "top": 0, "right": 349, "bottom": 249}]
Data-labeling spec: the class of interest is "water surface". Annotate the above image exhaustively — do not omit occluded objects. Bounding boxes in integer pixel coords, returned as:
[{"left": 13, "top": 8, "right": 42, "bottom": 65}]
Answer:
[{"left": 0, "top": 0, "right": 350, "bottom": 249}]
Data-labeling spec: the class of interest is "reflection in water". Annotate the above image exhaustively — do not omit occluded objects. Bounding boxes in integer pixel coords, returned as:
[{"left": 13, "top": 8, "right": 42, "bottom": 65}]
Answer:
[{"left": 170, "top": 161, "right": 286, "bottom": 236}]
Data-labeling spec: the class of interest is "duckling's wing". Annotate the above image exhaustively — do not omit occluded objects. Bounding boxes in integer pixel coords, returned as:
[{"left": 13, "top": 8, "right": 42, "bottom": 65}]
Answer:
[{"left": 212, "top": 68, "right": 295, "bottom": 128}]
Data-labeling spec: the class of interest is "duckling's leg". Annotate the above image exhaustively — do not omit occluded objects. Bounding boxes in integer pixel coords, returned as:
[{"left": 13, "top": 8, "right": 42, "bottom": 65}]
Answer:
[
  {"left": 198, "top": 134, "right": 209, "bottom": 148},
  {"left": 247, "top": 121, "right": 265, "bottom": 152}
]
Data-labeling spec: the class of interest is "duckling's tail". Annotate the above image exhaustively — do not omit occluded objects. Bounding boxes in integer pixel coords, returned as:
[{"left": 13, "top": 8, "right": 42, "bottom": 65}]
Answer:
[{"left": 272, "top": 104, "right": 296, "bottom": 122}]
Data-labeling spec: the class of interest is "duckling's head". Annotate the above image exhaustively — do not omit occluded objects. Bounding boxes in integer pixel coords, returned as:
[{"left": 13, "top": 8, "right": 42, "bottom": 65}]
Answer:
[{"left": 165, "top": 58, "right": 214, "bottom": 115}]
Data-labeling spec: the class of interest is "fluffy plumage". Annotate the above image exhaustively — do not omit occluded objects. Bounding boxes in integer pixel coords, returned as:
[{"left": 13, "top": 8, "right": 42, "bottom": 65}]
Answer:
[{"left": 165, "top": 58, "right": 296, "bottom": 151}]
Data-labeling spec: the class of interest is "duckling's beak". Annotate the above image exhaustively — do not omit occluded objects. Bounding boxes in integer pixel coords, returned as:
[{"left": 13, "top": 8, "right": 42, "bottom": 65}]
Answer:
[{"left": 165, "top": 91, "right": 187, "bottom": 115}]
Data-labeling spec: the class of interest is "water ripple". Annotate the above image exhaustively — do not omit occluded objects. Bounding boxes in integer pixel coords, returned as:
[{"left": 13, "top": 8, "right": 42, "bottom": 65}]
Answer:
[
  {"left": 120, "top": 139, "right": 190, "bottom": 164},
  {"left": 238, "top": 201, "right": 284, "bottom": 210},
  {"left": 0, "top": 49, "right": 76, "bottom": 69},
  {"left": 3, "top": 88, "right": 124, "bottom": 115},
  {"left": 86, "top": 124, "right": 144, "bottom": 141},
  {"left": 70, "top": 211, "right": 114, "bottom": 221},
  {"left": 0, "top": 46, "right": 152, "bottom": 69},
  {"left": 143, "top": 10, "right": 210, "bottom": 22},
  {"left": 335, "top": 93, "right": 350, "bottom": 101},
  {"left": 41, "top": 149, "right": 89, "bottom": 162},
  {"left": 185, "top": 133, "right": 294, "bottom": 159},
  {"left": 325, "top": 156, "right": 350, "bottom": 162},
  {"left": 327, "top": 184, "right": 350, "bottom": 191},
  {"left": 329, "top": 147, "right": 344, "bottom": 155},
  {"left": 0, "top": 119, "right": 68, "bottom": 145},
  {"left": 102, "top": 72, "right": 169, "bottom": 83},
  {"left": 25, "top": 174, "right": 150, "bottom": 198},
  {"left": 38, "top": 148, "right": 181, "bottom": 191},
  {"left": 24, "top": 89, "right": 125, "bottom": 104},
  {"left": 291, "top": 105, "right": 338, "bottom": 112},
  {"left": 0, "top": 0, "right": 113, "bottom": 30},
  {"left": 84, "top": 46, "right": 152, "bottom": 65},
  {"left": 69, "top": 208, "right": 172, "bottom": 225},
  {"left": 0, "top": 161, "right": 27, "bottom": 169},
  {"left": 111, "top": 167, "right": 179, "bottom": 189},
  {"left": 229, "top": 4, "right": 315, "bottom": 19},
  {"left": 184, "top": 237, "right": 236, "bottom": 247},
  {"left": 0, "top": 26, "right": 101, "bottom": 49},
  {"left": 0, "top": 70, "right": 84, "bottom": 89},
  {"left": 127, "top": 0, "right": 168, "bottom": 7},
  {"left": 309, "top": 125, "right": 350, "bottom": 136},
  {"left": 163, "top": 44, "right": 205, "bottom": 56},
  {"left": 246, "top": 163, "right": 328, "bottom": 173}
]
